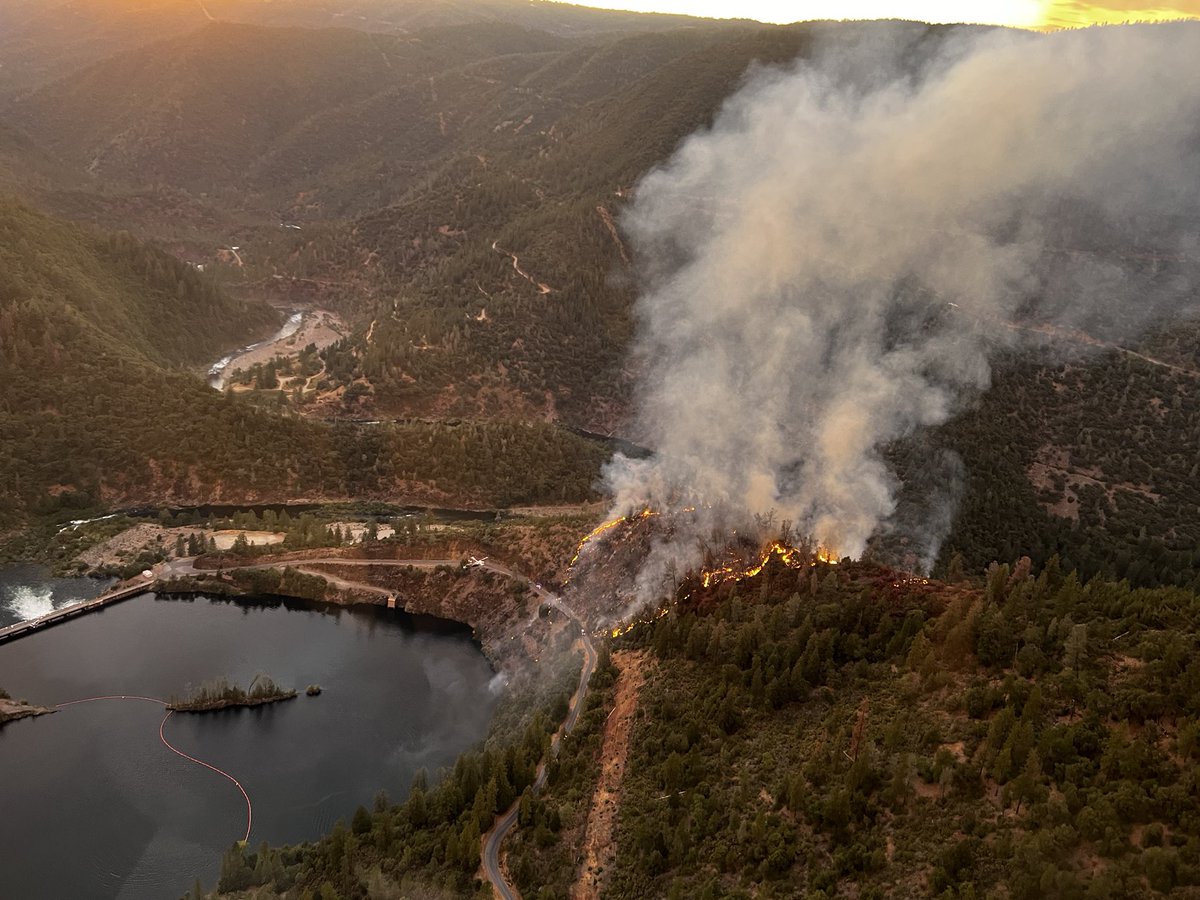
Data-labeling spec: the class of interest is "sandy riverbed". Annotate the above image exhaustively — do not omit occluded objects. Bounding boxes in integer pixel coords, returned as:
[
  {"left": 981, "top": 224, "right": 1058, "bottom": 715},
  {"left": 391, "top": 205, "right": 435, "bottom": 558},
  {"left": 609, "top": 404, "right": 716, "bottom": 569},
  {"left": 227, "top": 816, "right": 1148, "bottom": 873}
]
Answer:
[{"left": 218, "top": 309, "right": 346, "bottom": 388}]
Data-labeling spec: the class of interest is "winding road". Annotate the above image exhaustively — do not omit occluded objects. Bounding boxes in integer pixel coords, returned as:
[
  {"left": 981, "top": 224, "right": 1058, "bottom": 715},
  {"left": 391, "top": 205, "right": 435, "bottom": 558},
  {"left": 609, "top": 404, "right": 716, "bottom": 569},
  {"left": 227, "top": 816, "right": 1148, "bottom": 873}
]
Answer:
[
  {"left": 480, "top": 579, "right": 598, "bottom": 900},
  {"left": 491, "top": 240, "right": 555, "bottom": 294}
]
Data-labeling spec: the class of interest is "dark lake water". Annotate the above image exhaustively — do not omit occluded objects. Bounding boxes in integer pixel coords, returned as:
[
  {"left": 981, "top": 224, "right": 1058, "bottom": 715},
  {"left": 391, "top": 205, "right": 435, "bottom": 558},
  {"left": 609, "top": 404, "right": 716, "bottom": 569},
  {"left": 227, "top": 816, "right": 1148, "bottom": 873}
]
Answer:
[
  {"left": 0, "top": 590, "right": 499, "bottom": 899},
  {"left": 0, "top": 563, "right": 114, "bottom": 629}
]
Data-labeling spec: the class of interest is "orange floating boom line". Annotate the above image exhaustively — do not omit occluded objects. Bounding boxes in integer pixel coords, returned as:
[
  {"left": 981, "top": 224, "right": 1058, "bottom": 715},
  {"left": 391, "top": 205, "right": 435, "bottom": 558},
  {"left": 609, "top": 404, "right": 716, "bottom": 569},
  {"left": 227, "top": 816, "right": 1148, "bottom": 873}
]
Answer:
[{"left": 53, "top": 694, "right": 254, "bottom": 844}]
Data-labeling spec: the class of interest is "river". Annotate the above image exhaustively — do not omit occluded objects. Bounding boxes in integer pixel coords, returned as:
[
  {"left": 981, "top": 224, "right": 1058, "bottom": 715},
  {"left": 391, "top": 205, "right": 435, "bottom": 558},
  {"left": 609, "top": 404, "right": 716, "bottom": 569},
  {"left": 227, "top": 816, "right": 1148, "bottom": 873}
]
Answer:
[
  {"left": 0, "top": 587, "right": 498, "bottom": 899},
  {"left": 207, "top": 311, "right": 303, "bottom": 389}
]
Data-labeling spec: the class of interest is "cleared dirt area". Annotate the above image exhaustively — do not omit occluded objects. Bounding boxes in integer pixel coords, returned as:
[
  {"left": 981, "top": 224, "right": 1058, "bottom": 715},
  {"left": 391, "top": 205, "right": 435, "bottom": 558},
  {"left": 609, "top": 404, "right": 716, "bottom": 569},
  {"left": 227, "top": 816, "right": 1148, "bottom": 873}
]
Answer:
[
  {"left": 210, "top": 530, "right": 286, "bottom": 551},
  {"left": 74, "top": 524, "right": 287, "bottom": 568},
  {"left": 223, "top": 309, "right": 346, "bottom": 389},
  {"left": 74, "top": 523, "right": 196, "bottom": 568},
  {"left": 74, "top": 522, "right": 401, "bottom": 570},
  {"left": 572, "top": 650, "right": 651, "bottom": 900}
]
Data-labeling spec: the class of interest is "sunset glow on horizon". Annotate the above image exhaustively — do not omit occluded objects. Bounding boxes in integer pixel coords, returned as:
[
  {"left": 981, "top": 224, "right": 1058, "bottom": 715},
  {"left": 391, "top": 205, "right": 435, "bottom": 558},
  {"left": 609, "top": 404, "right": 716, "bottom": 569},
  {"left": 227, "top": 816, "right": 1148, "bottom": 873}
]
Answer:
[{"left": 552, "top": 0, "right": 1200, "bottom": 29}]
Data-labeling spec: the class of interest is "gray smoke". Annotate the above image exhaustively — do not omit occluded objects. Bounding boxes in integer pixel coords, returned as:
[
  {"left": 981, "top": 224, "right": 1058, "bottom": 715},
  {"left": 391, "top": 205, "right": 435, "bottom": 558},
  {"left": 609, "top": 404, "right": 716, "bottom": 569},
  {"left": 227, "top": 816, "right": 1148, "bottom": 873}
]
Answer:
[{"left": 604, "top": 22, "right": 1200, "bottom": 597}]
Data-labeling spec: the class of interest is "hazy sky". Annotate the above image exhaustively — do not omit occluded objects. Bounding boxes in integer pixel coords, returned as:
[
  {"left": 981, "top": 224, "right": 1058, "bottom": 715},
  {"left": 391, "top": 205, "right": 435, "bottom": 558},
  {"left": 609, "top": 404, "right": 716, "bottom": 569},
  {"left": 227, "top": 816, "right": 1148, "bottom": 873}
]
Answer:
[{"left": 557, "top": 1, "right": 1200, "bottom": 27}]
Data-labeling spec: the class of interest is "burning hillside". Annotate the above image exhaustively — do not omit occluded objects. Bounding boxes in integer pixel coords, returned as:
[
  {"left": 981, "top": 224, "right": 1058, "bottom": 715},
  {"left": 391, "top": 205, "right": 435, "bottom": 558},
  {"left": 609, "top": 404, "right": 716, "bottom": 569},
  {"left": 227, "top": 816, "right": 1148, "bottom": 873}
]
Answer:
[
  {"left": 604, "top": 23, "right": 1200, "bottom": 601},
  {"left": 558, "top": 505, "right": 955, "bottom": 645},
  {"left": 561, "top": 508, "right": 855, "bottom": 633}
]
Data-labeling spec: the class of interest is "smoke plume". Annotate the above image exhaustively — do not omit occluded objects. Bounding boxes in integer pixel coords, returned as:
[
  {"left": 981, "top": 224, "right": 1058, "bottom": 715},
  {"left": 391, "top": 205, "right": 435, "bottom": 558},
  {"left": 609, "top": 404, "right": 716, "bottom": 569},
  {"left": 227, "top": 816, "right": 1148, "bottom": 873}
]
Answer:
[{"left": 604, "top": 22, "right": 1200, "bottom": 597}]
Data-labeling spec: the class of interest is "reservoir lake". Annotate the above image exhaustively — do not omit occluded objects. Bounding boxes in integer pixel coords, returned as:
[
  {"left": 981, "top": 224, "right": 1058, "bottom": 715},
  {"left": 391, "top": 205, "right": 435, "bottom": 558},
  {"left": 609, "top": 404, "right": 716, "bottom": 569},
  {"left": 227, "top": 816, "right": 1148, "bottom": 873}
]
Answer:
[{"left": 0, "top": 582, "right": 499, "bottom": 899}]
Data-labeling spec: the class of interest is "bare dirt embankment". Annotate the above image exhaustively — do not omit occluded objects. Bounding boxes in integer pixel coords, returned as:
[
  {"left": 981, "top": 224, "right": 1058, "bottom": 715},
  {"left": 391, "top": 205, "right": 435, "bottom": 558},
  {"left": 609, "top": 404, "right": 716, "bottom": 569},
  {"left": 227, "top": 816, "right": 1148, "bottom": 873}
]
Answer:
[{"left": 572, "top": 650, "right": 651, "bottom": 900}]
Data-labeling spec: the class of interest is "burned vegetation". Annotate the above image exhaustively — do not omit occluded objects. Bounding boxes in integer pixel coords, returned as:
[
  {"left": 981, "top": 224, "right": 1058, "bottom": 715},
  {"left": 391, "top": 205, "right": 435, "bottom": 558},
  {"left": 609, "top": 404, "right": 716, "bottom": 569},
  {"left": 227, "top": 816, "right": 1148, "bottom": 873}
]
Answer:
[{"left": 508, "top": 538, "right": 1200, "bottom": 899}]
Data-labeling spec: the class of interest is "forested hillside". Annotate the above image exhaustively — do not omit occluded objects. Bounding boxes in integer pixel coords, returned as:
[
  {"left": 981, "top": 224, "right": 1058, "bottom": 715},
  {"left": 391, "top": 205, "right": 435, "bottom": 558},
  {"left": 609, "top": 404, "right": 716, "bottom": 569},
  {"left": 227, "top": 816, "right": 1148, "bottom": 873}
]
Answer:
[
  {"left": 4, "top": 18, "right": 977, "bottom": 431},
  {"left": 317, "top": 24, "right": 822, "bottom": 424},
  {"left": 930, "top": 344, "right": 1200, "bottom": 592},
  {"left": 0, "top": 0, "right": 705, "bottom": 94},
  {"left": 6, "top": 23, "right": 570, "bottom": 200},
  {"left": 1, "top": 5, "right": 1197, "bottom": 591},
  {"left": 515, "top": 558, "right": 1200, "bottom": 899},
  {"left": 0, "top": 120, "right": 73, "bottom": 195},
  {"left": 268, "top": 22, "right": 964, "bottom": 425},
  {"left": 0, "top": 198, "right": 278, "bottom": 368},
  {"left": 203, "top": 556, "right": 1200, "bottom": 899},
  {"left": 0, "top": 199, "right": 605, "bottom": 529}
]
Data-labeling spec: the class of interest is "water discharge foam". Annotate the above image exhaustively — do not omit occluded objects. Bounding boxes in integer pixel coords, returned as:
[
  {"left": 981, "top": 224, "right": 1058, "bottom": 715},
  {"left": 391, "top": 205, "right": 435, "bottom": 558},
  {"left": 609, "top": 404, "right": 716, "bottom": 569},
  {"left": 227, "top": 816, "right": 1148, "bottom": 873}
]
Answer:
[{"left": 4, "top": 585, "right": 57, "bottom": 622}]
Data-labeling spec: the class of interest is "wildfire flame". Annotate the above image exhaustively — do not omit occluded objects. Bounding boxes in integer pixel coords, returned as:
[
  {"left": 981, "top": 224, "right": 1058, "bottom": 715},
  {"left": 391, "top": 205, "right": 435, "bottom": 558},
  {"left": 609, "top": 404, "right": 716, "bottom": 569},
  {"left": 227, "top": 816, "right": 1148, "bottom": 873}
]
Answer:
[
  {"left": 568, "top": 508, "right": 840, "bottom": 591},
  {"left": 565, "top": 508, "right": 659, "bottom": 575},
  {"left": 699, "top": 542, "right": 839, "bottom": 590},
  {"left": 566, "top": 510, "right": 843, "bottom": 636},
  {"left": 610, "top": 604, "right": 670, "bottom": 638},
  {"left": 566, "top": 508, "right": 844, "bottom": 640}
]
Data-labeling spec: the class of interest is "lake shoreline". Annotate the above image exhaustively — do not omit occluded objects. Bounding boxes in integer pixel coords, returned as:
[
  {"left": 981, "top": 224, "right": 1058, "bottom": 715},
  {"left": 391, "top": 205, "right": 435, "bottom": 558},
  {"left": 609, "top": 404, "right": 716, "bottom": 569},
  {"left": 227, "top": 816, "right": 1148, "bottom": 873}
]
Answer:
[
  {"left": 0, "top": 697, "right": 55, "bottom": 725},
  {"left": 0, "top": 569, "right": 501, "bottom": 900},
  {"left": 157, "top": 581, "right": 496, "bottom": 662}
]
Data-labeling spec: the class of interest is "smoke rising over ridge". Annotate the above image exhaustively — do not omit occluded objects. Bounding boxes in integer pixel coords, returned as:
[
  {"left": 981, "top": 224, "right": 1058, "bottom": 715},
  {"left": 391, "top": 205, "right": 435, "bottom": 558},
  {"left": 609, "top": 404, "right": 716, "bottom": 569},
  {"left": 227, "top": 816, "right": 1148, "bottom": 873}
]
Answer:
[{"left": 604, "top": 23, "right": 1200, "bottom": 598}]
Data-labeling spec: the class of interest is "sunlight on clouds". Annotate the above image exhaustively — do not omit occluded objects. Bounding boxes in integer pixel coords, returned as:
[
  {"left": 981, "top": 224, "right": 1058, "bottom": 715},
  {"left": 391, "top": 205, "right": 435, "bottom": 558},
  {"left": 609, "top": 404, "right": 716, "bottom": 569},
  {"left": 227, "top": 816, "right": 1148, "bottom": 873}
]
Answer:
[
  {"left": 1042, "top": 1, "right": 1200, "bottom": 27},
  {"left": 552, "top": 0, "right": 1047, "bottom": 25},
  {"left": 553, "top": 0, "right": 1200, "bottom": 28}
]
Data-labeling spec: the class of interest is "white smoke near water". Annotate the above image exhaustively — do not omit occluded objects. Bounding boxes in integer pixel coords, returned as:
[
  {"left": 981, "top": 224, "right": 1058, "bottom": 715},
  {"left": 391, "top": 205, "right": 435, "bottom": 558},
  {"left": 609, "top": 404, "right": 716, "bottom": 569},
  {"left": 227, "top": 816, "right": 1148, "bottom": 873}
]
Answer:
[{"left": 604, "top": 23, "right": 1200, "bottom": 599}]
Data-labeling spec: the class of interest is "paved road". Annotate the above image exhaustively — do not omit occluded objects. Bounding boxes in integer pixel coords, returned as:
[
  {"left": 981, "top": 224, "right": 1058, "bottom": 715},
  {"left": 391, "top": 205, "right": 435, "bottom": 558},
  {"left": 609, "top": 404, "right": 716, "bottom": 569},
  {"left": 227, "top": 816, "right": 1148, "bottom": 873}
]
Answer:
[
  {"left": 163, "top": 555, "right": 467, "bottom": 594},
  {"left": 480, "top": 578, "right": 597, "bottom": 900}
]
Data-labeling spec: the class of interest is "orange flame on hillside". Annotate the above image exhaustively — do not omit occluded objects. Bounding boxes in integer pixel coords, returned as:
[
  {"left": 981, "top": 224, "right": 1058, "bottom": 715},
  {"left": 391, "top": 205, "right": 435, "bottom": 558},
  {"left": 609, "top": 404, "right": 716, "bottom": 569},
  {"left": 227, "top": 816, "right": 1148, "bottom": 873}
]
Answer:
[
  {"left": 566, "top": 508, "right": 658, "bottom": 572},
  {"left": 700, "top": 542, "right": 839, "bottom": 590},
  {"left": 609, "top": 541, "right": 841, "bottom": 638},
  {"left": 610, "top": 604, "right": 670, "bottom": 638}
]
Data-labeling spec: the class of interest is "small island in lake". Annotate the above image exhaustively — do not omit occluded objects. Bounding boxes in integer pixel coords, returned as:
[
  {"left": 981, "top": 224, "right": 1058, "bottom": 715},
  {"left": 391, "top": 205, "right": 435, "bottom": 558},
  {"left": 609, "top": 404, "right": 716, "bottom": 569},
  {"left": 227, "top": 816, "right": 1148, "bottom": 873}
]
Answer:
[
  {"left": 0, "top": 687, "right": 54, "bottom": 725},
  {"left": 169, "top": 675, "right": 297, "bottom": 712}
]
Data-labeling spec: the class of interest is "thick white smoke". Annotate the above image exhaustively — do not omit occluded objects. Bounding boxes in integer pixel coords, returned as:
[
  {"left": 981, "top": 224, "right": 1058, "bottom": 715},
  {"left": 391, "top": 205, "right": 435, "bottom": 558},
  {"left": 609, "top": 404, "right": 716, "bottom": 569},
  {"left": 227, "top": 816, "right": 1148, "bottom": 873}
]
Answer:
[{"left": 604, "top": 23, "right": 1200, "bottom": 592}]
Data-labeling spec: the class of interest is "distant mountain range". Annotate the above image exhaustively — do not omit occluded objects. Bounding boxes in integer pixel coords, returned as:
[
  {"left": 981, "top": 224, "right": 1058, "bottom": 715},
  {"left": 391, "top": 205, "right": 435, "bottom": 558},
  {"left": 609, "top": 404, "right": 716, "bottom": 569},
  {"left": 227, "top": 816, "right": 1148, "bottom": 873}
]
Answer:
[
  {"left": 1, "top": 3, "right": 1198, "bottom": 590},
  {"left": 0, "top": 0, "right": 719, "bottom": 93}
]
